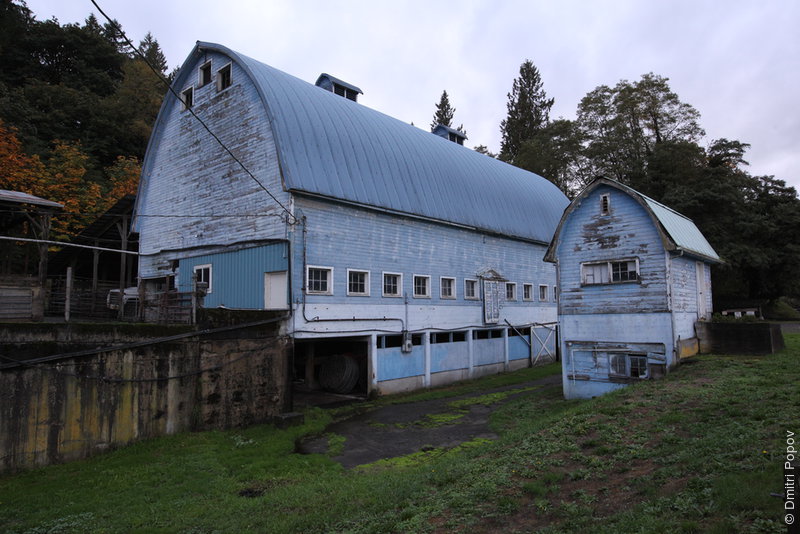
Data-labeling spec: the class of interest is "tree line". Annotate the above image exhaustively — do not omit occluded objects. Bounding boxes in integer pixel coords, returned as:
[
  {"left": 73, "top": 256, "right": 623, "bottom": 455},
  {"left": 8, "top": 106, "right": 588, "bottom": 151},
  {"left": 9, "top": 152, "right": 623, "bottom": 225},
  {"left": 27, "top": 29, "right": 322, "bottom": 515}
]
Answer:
[
  {"left": 433, "top": 63, "right": 799, "bottom": 307},
  {"left": 0, "top": 0, "right": 166, "bottom": 239}
]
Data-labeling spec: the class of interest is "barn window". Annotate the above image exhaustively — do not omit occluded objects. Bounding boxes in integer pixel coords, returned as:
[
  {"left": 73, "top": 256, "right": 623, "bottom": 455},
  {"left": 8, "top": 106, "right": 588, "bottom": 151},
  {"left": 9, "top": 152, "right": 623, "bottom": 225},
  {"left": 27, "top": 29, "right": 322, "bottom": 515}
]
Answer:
[
  {"left": 413, "top": 275, "right": 430, "bottom": 298},
  {"left": 523, "top": 283, "right": 533, "bottom": 301},
  {"left": 440, "top": 277, "right": 456, "bottom": 299},
  {"left": 382, "top": 272, "right": 402, "bottom": 297},
  {"left": 199, "top": 61, "right": 212, "bottom": 87},
  {"left": 347, "top": 269, "right": 369, "bottom": 296},
  {"left": 600, "top": 193, "right": 610, "bottom": 215},
  {"left": 307, "top": 266, "right": 333, "bottom": 295},
  {"left": 217, "top": 63, "right": 232, "bottom": 91},
  {"left": 581, "top": 259, "right": 639, "bottom": 285},
  {"left": 181, "top": 87, "right": 193, "bottom": 110},
  {"left": 609, "top": 353, "right": 648, "bottom": 379},
  {"left": 505, "top": 282, "right": 517, "bottom": 301},
  {"left": 539, "top": 285, "right": 549, "bottom": 302},
  {"left": 464, "top": 279, "right": 478, "bottom": 300},
  {"left": 193, "top": 263, "right": 212, "bottom": 293}
]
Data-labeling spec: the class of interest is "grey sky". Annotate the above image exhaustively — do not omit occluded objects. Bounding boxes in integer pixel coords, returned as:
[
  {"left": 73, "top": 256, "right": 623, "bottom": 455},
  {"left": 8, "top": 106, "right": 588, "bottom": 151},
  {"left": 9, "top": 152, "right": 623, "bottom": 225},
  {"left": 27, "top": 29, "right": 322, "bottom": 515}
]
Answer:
[{"left": 24, "top": 0, "right": 800, "bottom": 191}]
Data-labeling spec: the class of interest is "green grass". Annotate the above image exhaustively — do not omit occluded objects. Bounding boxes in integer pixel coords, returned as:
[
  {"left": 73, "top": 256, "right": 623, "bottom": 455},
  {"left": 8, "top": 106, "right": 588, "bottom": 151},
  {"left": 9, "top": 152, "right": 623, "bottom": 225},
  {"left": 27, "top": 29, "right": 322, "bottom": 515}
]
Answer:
[{"left": 1, "top": 339, "right": 798, "bottom": 533}]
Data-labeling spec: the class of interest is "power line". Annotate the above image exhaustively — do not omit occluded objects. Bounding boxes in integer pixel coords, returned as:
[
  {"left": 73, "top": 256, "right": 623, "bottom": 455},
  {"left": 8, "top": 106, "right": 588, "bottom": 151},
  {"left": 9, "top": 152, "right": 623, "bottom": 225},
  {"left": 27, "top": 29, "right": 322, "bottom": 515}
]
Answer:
[{"left": 88, "top": 0, "right": 298, "bottom": 225}]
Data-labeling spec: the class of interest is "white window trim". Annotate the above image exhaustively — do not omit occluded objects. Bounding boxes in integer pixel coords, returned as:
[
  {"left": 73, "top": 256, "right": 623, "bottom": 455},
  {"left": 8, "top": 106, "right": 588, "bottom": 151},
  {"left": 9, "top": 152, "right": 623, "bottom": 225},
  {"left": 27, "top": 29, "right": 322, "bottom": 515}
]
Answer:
[
  {"left": 381, "top": 271, "right": 403, "bottom": 298},
  {"left": 523, "top": 283, "right": 534, "bottom": 301},
  {"left": 413, "top": 274, "right": 431, "bottom": 299},
  {"left": 580, "top": 258, "right": 640, "bottom": 286},
  {"left": 346, "top": 268, "right": 370, "bottom": 297},
  {"left": 181, "top": 86, "right": 193, "bottom": 110},
  {"left": 193, "top": 263, "right": 212, "bottom": 293},
  {"left": 306, "top": 265, "right": 333, "bottom": 295},
  {"left": 539, "top": 284, "right": 549, "bottom": 302},
  {"left": 464, "top": 278, "right": 479, "bottom": 300},
  {"left": 199, "top": 60, "right": 212, "bottom": 87},
  {"left": 216, "top": 62, "right": 233, "bottom": 92},
  {"left": 505, "top": 282, "right": 517, "bottom": 301},
  {"left": 600, "top": 193, "right": 610, "bottom": 215},
  {"left": 440, "top": 276, "right": 456, "bottom": 299},
  {"left": 609, "top": 353, "right": 649, "bottom": 379}
]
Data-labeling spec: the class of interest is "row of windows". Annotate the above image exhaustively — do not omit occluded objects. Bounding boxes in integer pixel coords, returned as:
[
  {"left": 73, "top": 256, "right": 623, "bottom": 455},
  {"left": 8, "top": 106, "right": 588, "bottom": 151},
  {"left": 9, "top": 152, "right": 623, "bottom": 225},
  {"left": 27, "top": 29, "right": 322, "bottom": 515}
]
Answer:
[
  {"left": 306, "top": 266, "right": 553, "bottom": 302},
  {"left": 181, "top": 60, "right": 233, "bottom": 110}
]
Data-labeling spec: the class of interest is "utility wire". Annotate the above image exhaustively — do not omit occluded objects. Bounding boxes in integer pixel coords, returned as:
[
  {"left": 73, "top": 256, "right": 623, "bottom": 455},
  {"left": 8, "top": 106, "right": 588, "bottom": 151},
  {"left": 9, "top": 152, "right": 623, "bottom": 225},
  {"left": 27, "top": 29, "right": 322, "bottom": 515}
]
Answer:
[{"left": 89, "top": 0, "right": 298, "bottom": 225}]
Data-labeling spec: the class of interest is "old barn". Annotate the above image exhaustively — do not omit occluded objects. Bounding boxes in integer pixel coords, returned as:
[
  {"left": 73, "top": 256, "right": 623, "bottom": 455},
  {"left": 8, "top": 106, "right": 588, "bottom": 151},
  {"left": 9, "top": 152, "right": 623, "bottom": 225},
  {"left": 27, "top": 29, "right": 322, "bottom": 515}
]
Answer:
[{"left": 134, "top": 42, "right": 569, "bottom": 397}]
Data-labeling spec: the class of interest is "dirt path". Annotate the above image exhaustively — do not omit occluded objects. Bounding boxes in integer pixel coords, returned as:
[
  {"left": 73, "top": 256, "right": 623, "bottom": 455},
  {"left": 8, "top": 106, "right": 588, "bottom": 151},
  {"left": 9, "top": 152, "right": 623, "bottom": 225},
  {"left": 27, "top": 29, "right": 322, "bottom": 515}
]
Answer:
[{"left": 298, "top": 374, "right": 562, "bottom": 468}]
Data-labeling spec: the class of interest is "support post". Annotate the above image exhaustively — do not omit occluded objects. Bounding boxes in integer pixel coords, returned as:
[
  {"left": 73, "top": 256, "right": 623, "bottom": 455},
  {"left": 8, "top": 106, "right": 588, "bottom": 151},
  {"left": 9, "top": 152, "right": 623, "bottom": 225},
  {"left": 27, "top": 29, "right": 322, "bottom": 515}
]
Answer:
[{"left": 65, "top": 266, "right": 72, "bottom": 323}]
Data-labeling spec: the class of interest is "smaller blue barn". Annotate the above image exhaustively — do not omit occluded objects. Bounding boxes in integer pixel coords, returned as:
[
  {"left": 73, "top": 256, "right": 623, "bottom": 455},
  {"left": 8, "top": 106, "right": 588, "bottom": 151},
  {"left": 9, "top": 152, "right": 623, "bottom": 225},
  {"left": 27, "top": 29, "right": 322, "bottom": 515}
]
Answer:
[{"left": 544, "top": 178, "right": 722, "bottom": 399}]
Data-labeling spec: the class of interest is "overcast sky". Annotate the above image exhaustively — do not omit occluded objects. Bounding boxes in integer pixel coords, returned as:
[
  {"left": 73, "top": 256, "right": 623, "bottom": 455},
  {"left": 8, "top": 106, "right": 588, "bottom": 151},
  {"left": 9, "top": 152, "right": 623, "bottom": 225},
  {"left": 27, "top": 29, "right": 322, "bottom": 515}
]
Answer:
[{"left": 24, "top": 0, "right": 800, "bottom": 191}]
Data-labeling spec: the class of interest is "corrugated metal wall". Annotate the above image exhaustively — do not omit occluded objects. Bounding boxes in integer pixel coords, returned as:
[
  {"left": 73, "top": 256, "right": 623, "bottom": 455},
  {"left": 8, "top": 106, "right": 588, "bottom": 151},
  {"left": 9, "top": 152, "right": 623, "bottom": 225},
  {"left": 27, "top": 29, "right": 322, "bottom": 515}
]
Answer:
[{"left": 178, "top": 242, "right": 289, "bottom": 309}]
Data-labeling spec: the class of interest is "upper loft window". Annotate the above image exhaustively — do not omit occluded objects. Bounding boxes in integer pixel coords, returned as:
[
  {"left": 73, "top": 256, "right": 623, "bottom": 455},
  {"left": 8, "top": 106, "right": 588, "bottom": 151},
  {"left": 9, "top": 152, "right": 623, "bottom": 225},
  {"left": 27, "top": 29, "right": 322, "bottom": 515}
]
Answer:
[
  {"left": 505, "top": 282, "right": 516, "bottom": 301},
  {"left": 581, "top": 259, "right": 640, "bottom": 285},
  {"left": 333, "top": 84, "right": 359, "bottom": 101},
  {"left": 383, "top": 272, "right": 402, "bottom": 297},
  {"left": 440, "top": 277, "right": 456, "bottom": 299},
  {"left": 464, "top": 279, "right": 478, "bottom": 300},
  {"left": 181, "top": 87, "right": 193, "bottom": 110},
  {"left": 199, "top": 61, "right": 212, "bottom": 87},
  {"left": 413, "top": 275, "right": 431, "bottom": 298},
  {"left": 307, "top": 266, "right": 333, "bottom": 295},
  {"left": 315, "top": 73, "right": 363, "bottom": 102},
  {"left": 217, "top": 63, "right": 232, "bottom": 91},
  {"left": 600, "top": 193, "right": 610, "bottom": 215},
  {"left": 347, "top": 269, "right": 370, "bottom": 296}
]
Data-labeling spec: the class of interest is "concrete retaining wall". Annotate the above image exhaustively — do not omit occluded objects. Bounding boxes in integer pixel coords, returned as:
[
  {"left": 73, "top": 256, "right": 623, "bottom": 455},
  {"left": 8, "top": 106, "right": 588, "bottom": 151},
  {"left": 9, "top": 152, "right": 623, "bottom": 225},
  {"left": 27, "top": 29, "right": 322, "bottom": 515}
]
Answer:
[{"left": 0, "top": 312, "right": 290, "bottom": 472}]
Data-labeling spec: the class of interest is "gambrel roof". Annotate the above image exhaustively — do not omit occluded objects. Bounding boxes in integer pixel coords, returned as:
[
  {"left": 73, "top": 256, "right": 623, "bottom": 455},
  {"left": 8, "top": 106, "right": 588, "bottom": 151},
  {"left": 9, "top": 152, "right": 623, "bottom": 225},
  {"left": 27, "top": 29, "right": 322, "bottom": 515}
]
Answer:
[
  {"left": 165, "top": 42, "right": 569, "bottom": 244},
  {"left": 545, "top": 177, "right": 722, "bottom": 264}
]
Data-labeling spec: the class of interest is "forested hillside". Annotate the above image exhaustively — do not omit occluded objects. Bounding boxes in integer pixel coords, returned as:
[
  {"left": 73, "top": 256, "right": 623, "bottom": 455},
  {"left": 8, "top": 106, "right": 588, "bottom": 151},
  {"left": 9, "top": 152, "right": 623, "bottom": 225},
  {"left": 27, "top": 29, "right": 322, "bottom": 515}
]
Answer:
[{"left": 0, "top": 0, "right": 166, "bottom": 238}]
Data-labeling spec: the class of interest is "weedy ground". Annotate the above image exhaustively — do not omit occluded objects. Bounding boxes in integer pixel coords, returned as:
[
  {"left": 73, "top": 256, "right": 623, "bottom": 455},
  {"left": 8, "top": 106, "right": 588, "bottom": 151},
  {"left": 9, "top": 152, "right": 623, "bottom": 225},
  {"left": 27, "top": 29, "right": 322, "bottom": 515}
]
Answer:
[{"left": 1, "top": 337, "right": 796, "bottom": 534}]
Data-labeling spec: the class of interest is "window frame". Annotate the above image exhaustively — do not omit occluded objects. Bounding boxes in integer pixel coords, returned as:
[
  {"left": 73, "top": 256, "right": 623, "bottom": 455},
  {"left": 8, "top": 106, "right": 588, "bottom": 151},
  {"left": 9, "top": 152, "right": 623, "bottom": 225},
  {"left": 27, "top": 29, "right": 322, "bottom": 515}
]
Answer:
[
  {"left": 600, "top": 193, "right": 610, "bottom": 215},
  {"left": 505, "top": 282, "right": 517, "bottom": 301},
  {"left": 413, "top": 274, "right": 431, "bottom": 299},
  {"left": 464, "top": 278, "right": 479, "bottom": 300},
  {"left": 580, "top": 258, "right": 640, "bottom": 286},
  {"left": 193, "top": 263, "right": 212, "bottom": 293},
  {"left": 216, "top": 63, "right": 233, "bottom": 92},
  {"left": 440, "top": 276, "right": 456, "bottom": 299},
  {"left": 306, "top": 265, "right": 333, "bottom": 295},
  {"left": 346, "top": 269, "right": 370, "bottom": 297},
  {"left": 199, "top": 61, "right": 212, "bottom": 87},
  {"left": 181, "top": 86, "right": 193, "bottom": 110},
  {"left": 538, "top": 284, "right": 549, "bottom": 302},
  {"left": 523, "top": 283, "right": 533, "bottom": 301},
  {"left": 382, "top": 271, "right": 402, "bottom": 298},
  {"left": 608, "top": 353, "right": 649, "bottom": 379}
]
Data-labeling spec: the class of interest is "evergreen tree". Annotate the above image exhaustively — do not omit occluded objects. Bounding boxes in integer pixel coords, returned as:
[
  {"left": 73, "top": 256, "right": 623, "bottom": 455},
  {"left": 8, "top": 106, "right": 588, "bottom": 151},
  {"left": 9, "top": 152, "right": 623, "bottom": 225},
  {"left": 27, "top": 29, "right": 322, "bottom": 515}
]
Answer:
[
  {"left": 430, "top": 90, "right": 466, "bottom": 135},
  {"left": 138, "top": 32, "right": 168, "bottom": 74},
  {"left": 499, "top": 60, "right": 554, "bottom": 163}
]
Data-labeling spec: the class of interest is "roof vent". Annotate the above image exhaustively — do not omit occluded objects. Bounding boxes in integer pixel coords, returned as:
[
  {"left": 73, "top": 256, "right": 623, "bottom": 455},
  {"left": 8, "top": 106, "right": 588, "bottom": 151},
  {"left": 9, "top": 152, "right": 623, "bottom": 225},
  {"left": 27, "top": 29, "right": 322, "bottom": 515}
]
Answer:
[
  {"left": 315, "top": 73, "right": 363, "bottom": 102},
  {"left": 432, "top": 124, "right": 467, "bottom": 146}
]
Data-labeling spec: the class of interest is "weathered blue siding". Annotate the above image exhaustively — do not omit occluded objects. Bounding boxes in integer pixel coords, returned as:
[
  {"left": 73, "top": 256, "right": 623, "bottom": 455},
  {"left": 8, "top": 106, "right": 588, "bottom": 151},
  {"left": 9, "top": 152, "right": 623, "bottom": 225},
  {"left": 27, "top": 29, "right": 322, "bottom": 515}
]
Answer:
[
  {"left": 177, "top": 243, "right": 288, "bottom": 309},
  {"left": 377, "top": 345, "right": 425, "bottom": 381},
  {"left": 431, "top": 340, "right": 469, "bottom": 373},
  {"left": 291, "top": 196, "right": 557, "bottom": 334},
  {"left": 136, "top": 50, "right": 290, "bottom": 280},
  {"left": 556, "top": 184, "right": 669, "bottom": 315}
]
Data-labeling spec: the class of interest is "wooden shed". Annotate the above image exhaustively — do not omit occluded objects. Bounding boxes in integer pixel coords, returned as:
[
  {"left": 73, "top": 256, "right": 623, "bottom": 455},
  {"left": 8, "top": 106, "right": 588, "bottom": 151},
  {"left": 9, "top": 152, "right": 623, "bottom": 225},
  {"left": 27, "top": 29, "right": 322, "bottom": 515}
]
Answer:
[{"left": 544, "top": 178, "right": 722, "bottom": 399}]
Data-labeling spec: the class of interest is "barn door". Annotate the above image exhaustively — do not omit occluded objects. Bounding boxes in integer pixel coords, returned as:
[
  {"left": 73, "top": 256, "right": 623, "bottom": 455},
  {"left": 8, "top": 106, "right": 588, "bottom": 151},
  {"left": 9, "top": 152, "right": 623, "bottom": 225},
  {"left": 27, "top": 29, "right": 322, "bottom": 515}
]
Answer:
[
  {"left": 695, "top": 262, "right": 708, "bottom": 320},
  {"left": 264, "top": 271, "right": 289, "bottom": 310}
]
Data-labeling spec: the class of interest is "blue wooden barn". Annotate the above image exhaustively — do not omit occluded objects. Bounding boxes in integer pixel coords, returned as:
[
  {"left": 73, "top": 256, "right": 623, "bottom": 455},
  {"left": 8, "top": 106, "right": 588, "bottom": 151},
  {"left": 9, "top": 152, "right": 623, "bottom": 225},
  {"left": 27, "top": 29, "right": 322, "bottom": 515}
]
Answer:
[
  {"left": 134, "top": 42, "right": 568, "bottom": 396},
  {"left": 544, "top": 177, "right": 721, "bottom": 399}
]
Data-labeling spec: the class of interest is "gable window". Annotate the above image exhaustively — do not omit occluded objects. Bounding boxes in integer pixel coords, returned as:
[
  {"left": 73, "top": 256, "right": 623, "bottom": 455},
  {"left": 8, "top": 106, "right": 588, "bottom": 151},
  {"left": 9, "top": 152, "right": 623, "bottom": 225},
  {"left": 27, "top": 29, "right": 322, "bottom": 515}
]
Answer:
[
  {"left": 464, "top": 279, "right": 478, "bottom": 300},
  {"left": 217, "top": 63, "right": 232, "bottom": 91},
  {"left": 347, "top": 269, "right": 369, "bottom": 296},
  {"left": 413, "top": 275, "right": 430, "bottom": 298},
  {"left": 609, "top": 353, "right": 648, "bottom": 379},
  {"left": 505, "top": 282, "right": 517, "bottom": 301},
  {"left": 307, "top": 266, "right": 333, "bottom": 295},
  {"left": 199, "top": 61, "right": 212, "bottom": 87},
  {"left": 382, "top": 272, "right": 402, "bottom": 297},
  {"left": 181, "top": 87, "right": 193, "bottom": 110},
  {"left": 600, "top": 193, "right": 610, "bottom": 215},
  {"left": 440, "top": 277, "right": 455, "bottom": 299},
  {"left": 193, "top": 263, "right": 212, "bottom": 293},
  {"left": 581, "top": 259, "right": 639, "bottom": 285},
  {"left": 539, "top": 284, "right": 549, "bottom": 302},
  {"left": 523, "top": 283, "right": 533, "bottom": 301}
]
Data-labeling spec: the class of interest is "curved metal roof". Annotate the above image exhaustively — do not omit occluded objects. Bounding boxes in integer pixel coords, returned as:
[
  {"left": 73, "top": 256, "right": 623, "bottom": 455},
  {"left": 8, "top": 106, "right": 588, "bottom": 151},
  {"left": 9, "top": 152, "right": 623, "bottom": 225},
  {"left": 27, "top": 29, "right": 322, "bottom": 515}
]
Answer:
[
  {"left": 545, "top": 178, "right": 721, "bottom": 264},
  {"left": 194, "top": 42, "right": 569, "bottom": 243}
]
